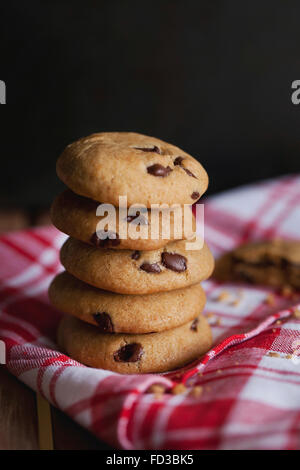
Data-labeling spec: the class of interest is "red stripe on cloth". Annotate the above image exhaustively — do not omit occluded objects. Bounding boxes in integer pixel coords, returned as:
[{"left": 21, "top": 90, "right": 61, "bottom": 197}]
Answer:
[
  {"left": 49, "top": 363, "right": 71, "bottom": 407},
  {"left": 0, "top": 237, "right": 58, "bottom": 275},
  {"left": 262, "top": 191, "right": 300, "bottom": 239},
  {"left": 36, "top": 355, "right": 69, "bottom": 397},
  {"left": 240, "top": 176, "right": 297, "bottom": 242}
]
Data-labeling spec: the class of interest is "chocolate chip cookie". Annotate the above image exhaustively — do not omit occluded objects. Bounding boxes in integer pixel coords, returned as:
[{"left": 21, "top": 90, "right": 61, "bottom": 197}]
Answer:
[
  {"left": 60, "top": 237, "right": 214, "bottom": 294},
  {"left": 57, "top": 313, "right": 212, "bottom": 374},
  {"left": 56, "top": 132, "right": 208, "bottom": 207},
  {"left": 49, "top": 271, "right": 206, "bottom": 333},
  {"left": 213, "top": 239, "right": 300, "bottom": 289},
  {"left": 51, "top": 189, "right": 196, "bottom": 251}
]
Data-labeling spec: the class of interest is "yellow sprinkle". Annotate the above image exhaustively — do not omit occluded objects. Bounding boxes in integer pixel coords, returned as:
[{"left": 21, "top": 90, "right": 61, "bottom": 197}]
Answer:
[
  {"left": 267, "top": 352, "right": 280, "bottom": 358},
  {"left": 206, "top": 312, "right": 215, "bottom": 319},
  {"left": 294, "top": 309, "right": 300, "bottom": 319},
  {"left": 148, "top": 384, "right": 165, "bottom": 395},
  {"left": 280, "top": 285, "right": 294, "bottom": 298},
  {"left": 265, "top": 294, "right": 276, "bottom": 306},
  {"left": 171, "top": 383, "right": 187, "bottom": 395},
  {"left": 189, "top": 386, "right": 203, "bottom": 398},
  {"left": 217, "top": 291, "right": 230, "bottom": 302}
]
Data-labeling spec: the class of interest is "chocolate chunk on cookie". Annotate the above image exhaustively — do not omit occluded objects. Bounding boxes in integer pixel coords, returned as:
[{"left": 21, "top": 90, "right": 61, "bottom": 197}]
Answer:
[
  {"left": 114, "top": 343, "right": 144, "bottom": 363},
  {"left": 90, "top": 230, "right": 120, "bottom": 248},
  {"left": 140, "top": 262, "right": 161, "bottom": 273},
  {"left": 161, "top": 252, "right": 187, "bottom": 272},
  {"left": 92, "top": 312, "right": 114, "bottom": 333},
  {"left": 147, "top": 164, "right": 172, "bottom": 177}
]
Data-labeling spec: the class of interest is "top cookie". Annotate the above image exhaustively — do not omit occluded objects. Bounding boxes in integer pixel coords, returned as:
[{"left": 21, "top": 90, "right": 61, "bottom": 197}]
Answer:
[{"left": 56, "top": 132, "right": 208, "bottom": 207}]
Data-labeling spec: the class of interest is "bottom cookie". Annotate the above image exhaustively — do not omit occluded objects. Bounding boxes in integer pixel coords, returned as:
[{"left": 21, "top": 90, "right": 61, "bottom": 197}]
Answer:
[{"left": 57, "top": 314, "right": 212, "bottom": 374}]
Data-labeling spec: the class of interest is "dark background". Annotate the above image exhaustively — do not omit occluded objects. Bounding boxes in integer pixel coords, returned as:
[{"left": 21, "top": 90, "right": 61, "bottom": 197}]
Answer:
[{"left": 1, "top": 0, "right": 300, "bottom": 210}]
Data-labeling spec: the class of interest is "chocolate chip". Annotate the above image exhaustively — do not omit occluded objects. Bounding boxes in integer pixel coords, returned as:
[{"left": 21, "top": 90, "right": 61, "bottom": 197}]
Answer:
[
  {"left": 174, "top": 156, "right": 196, "bottom": 178},
  {"left": 161, "top": 252, "right": 187, "bottom": 272},
  {"left": 174, "top": 156, "right": 184, "bottom": 165},
  {"left": 191, "top": 192, "right": 200, "bottom": 200},
  {"left": 134, "top": 145, "right": 161, "bottom": 154},
  {"left": 147, "top": 164, "right": 172, "bottom": 177},
  {"left": 90, "top": 230, "right": 120, "bottom": 248},
  {"left": 127, "top": 213, "right": 148, "bottom": 225},
  {"left": 93, "top": 312, "right": 114, "bottom": 333},
  {"left": 131, "top": 250, "right": 141, "bottom": 260},
  {"left": 127, "top": 214, "right": 138, "bottom": 222},
  {"left": 140, "top": 262, "right": 161, "bottom": 273},
  {"left": 114, "top": 343, "right": 144, "bottom": 362},
  {"left": 236, "top": 270, "right": 255, "bottom": 284},
  {"left": 183, "top": 167, "right": 196, "bottom": 178},
  {"left": 190, "top": 318, "right": 199, "bottom": 331}
]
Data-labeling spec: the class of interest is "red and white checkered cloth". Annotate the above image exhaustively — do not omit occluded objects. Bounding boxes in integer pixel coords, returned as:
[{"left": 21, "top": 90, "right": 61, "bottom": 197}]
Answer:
[{"left": 1, "top": 174, "right": 300, "bottom": 450}]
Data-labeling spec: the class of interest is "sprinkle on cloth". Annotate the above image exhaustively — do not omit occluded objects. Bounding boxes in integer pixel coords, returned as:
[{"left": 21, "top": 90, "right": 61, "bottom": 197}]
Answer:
[{"left": 1, "top": 175, "right": 300, "bottom": 449}]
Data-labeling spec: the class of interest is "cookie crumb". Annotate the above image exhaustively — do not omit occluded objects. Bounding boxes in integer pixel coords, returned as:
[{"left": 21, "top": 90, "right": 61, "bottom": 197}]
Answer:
[
  {"left": 216, "top": 291, "right": 230, "bottom": 302},
  {"left": 276, "top": 320, "right": 282, "bottom": 325},
  {"left": 171, "top": 383, "right": 187, "bottom": 395},
  {"left": 205, "top": 312, "right": 215, "bottom": 319},
  {"left": 216, "top": 369, "right": 222, "bottom": 374},
  {"left": 280, "top": 285, "right": 294, "bottom": 298},
  {"left": 285, "top": 354, "right": 293, "bottom": 360},
  {"left": 189, "top": 386, "right": 203, "bottom": 398},
  {"left": 148, "top": 384, "right": 166, "bottom": 395},
  {"left": 267, "top": 352, "right": 280, "bottom": 358},
  {"left": 205, "top": 313, "right": 221, "bottom": 326},
  {"left": 265, "top": 293, "right": 276, "bottom": 306},
  {"left": 173, "top": 373, "right": 182, "bottom": 379},
  {"left": 294, "top": 309, "right": 300, "bottom": 319},
  {"left": 231, "top": 298, "right": 240, "bottom": 306}
]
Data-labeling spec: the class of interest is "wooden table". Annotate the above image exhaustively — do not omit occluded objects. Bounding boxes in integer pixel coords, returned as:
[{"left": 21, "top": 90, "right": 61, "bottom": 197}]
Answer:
[
  {"left": 0, "top": 210, "right": 113, "bottom": 449},
  {"left": 0, "top": 366, "right": 111, "bottom": 450}
]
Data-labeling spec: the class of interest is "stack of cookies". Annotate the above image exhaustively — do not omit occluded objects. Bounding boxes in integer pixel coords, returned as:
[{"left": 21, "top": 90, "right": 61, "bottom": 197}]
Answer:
[{"left": 49, "top": 132, "right": 214, "bottom": 374}]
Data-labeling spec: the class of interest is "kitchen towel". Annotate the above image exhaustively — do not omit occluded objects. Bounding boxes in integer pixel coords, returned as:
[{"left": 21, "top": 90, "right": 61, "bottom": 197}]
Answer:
[{"left": 0, "top": 174, "right": 300, "bottom": 450}]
